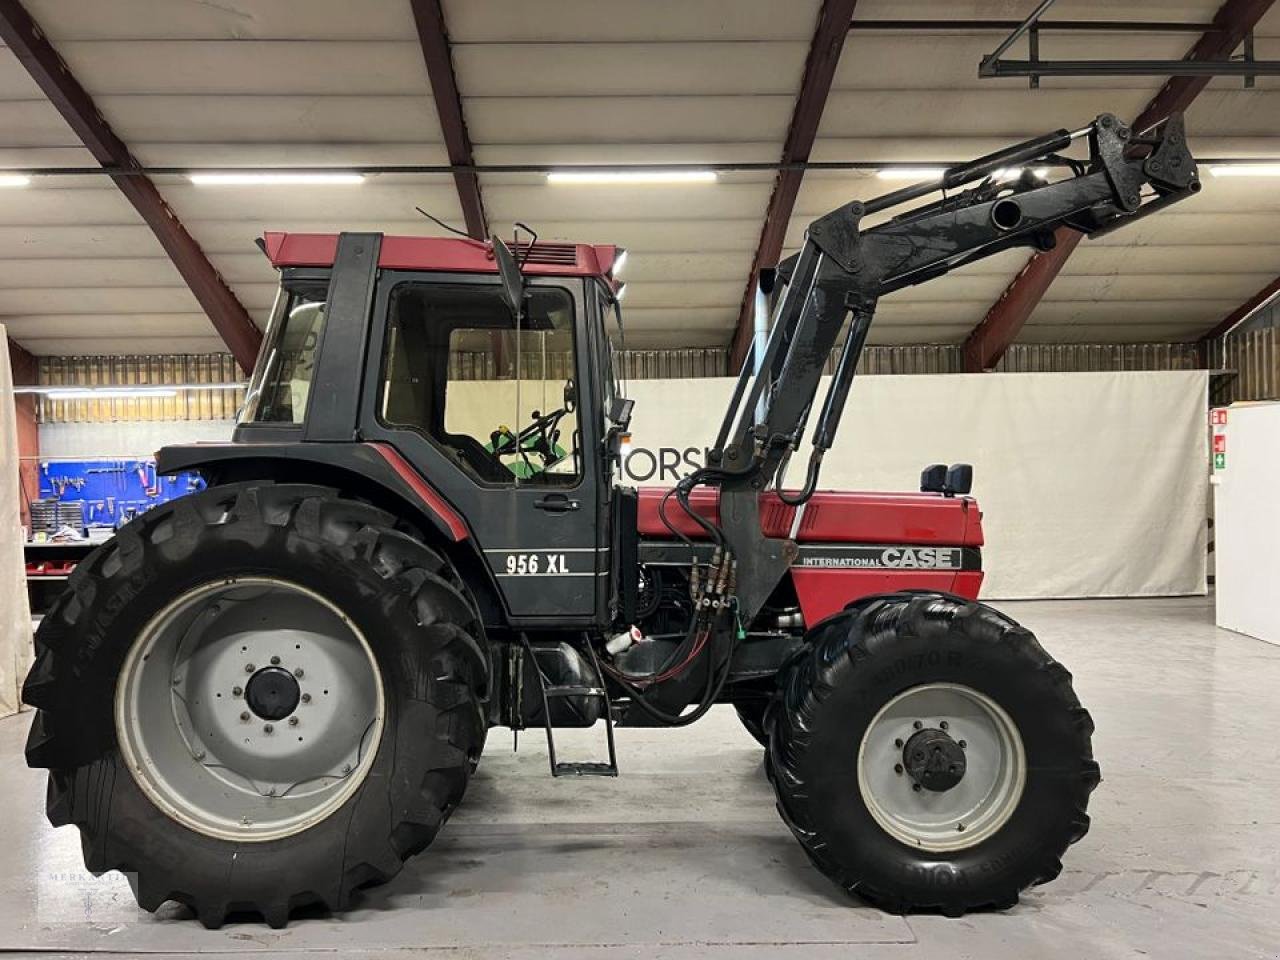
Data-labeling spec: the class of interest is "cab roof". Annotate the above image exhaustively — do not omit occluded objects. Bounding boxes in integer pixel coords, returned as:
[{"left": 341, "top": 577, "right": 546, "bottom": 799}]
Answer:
[{"left": 261, "top": 231, "right": 621, "bottom": 279}]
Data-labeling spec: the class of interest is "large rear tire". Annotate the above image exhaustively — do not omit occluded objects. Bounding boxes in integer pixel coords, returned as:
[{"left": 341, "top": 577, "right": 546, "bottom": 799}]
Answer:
[
  {"left": 768, "top": 591, "right": 1098, "bottom": 915},
  {"left": 23, "top": 483, "right": 488, "bottom": 927}
]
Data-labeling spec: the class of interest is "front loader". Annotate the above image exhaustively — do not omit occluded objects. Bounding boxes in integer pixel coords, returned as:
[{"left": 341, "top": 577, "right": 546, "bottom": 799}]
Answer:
[{"left": 23, "top": 113, "right": 1198, "bottom": 926}]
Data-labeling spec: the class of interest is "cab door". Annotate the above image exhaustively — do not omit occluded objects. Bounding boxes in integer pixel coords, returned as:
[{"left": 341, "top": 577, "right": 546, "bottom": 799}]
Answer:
[{"left": 360, "top": 272, "right": 608, "bottom": 626}]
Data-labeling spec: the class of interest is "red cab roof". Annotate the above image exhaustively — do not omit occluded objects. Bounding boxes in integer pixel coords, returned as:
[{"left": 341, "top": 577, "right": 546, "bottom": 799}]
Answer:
[{"left": 262, "top": 231, "right": 621, "bottom": 279}]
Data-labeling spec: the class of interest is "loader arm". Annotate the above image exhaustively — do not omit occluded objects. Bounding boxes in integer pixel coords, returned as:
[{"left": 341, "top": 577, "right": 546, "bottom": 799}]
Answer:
[{"left": 700, "top": 112, "right": 1199, "bottom": 618}]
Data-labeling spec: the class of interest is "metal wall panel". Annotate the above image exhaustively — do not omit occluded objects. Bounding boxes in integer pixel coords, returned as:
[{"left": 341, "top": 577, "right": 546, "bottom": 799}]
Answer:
[
  {"left": 1210, "top": 326, "right": 1280, "bottom": 402},
  {"left": 36, "top": 339, "right": 1220, "bottom": 424},
  {"left": 826, "top": 342, "right": 1200, "bottom": 376},
  {"left": 996, "top": 342, "right": 1201, "bottom": 373},
  {"left": 37, "top": 355, "right": 245, "bottom": 423}
]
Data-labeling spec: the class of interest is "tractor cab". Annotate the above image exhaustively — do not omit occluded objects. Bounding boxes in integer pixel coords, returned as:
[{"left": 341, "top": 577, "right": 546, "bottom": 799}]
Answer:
[{"left": 228, "top": 232, "right": 630, "bottom": 624}]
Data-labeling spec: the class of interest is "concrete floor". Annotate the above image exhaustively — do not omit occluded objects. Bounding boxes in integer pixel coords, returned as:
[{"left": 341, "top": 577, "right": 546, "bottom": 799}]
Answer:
[{"left": 2, "top": 595, "right": 1279, "bottom": 959}]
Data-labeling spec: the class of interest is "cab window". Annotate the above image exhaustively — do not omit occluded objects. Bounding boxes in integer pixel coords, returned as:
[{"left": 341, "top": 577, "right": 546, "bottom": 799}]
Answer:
[
  {"left": 240, "top": 288, "right": 326, "bottom": 424},
  {"left": 379, "top": 282, "right": 580, "bottom": 486}
]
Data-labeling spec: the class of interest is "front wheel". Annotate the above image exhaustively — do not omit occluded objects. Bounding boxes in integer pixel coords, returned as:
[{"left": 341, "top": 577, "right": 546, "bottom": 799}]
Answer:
[
  {"left": 24, "top": 483, "right": 488, "bottom": 927},
  {"left": 768, "top": 591, "right": 1099, "bottom": 915}
]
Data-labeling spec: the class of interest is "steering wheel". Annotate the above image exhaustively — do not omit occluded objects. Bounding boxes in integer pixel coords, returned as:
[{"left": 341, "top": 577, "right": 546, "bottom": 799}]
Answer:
[{"left": 488, "top": 406, "right": 570, "bottom": 475}]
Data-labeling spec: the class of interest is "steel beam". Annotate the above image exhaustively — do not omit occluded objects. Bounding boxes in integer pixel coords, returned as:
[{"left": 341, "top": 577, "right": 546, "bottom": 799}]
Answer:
[
  {"left": 410, "top": 0, "right": 488, "bottom": 241},
  {"left": 986, "top": 58, "right": 1280, "bottom": 78},
  {"left": 853, "top": 19, "right": 1215, "bottom": 34},
  {"left": 1201, "top": 275, "right": 1280, "bottom": 342},
  {"left": 962, "top": 0, "right": 1276, "bottom": 372},
  {"left": 729, "top": 0, "right": 859, "bottom": 370},
  {"left": 0, "top": 0, "right": 262, "bottom": 370}
]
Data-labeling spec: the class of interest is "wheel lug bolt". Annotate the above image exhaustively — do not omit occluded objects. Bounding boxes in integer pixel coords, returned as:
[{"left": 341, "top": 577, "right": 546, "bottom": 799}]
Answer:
[
  {"left": 232, "top": 686, "right": 242, "bottom": 697},
  {"left": 294, "top": 668, "right": 304, "bottom": 679},
  {"left": 958, "top": 740, "right": 967, "bottom": 749},
  {"left": 893, "top": 763, "right": 903, "bottom": 775},
  {"left": 263, "top": 723, "right": 274, "bottom": 734},
  {"left": 245, "top": 663, "right": 255, "bottom": 673},
  {"left": 939, "top": 720, "right": 949, "bottom": 730},
  {"left": 912, "top": 783, "right": 922, "bottom": 792},
  {"left": 289, "top": 716, "right": 299, "bottom": 726},
  {"left": 957, "top": 823, "right": 965, "bottom": 832},
  {"left": 240, "top": 711, "right": 250, "bottom": 721},
  {"left": 301, "top": 693, "right": 312, "bottom": 703},
  {"left": 270, "top": 656, "right": 281, "bottom": 665},
  {"left": 894, "top": 738, "right": 903, "bottom": 748},
  {"left": 912, "top": 720, "right": 923, "bottom": 730}
]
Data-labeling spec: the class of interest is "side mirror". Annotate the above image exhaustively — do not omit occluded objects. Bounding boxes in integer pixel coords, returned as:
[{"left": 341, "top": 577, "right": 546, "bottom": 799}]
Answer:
[
  {"left": 491, "top": 236, "right": 526, "bottom": 320},
  {"left": 920, "top": 463, "right": 947, "bottom": 493},
  {"left": 608, "top": 396, "right": 634, "bottom": 429},
  {"left": 945, "top": 463, "right": 973, "bottom": 496},
  {"left": 604, "top": 397, "right": 635, "bottom": 468}
]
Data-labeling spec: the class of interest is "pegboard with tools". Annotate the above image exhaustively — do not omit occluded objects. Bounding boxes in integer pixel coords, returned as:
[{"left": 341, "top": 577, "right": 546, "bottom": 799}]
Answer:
[{"left": 37, "top": 458, "right": 205, "bottom": 530}]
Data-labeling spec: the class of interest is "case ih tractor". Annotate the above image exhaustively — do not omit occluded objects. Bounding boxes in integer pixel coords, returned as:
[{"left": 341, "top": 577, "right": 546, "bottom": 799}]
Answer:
[{"left": 24, "top": 114, "right": 1197, "bottom": 926}]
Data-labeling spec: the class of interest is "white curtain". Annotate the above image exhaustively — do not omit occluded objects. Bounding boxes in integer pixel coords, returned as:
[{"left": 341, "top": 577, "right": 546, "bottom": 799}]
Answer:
[
  {"left": 1, "top": 325, "right": 34, "bottom": 717},
  {"left": 619, "top": 370, "right": 1208, "bottom": 600}
]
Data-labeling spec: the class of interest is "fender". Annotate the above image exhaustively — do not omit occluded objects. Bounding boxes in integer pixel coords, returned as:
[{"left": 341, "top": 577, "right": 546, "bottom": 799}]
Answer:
[{"left": 155, "top": 440, "right": 506, "bottom": 625}]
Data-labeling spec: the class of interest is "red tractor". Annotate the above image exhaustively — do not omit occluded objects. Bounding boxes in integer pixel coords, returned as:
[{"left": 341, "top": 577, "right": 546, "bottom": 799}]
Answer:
[{"left": 24, "top": 114, "right": 1198, "bottom": 926}]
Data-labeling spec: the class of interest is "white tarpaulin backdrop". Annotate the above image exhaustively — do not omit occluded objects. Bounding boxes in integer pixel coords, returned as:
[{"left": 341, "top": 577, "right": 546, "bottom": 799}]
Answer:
[
  {"left": 1, "top": 325, "right": 34, "bottom": 716},
  {"left": 620, "top": 371, "right": 1208, "bottom": 599}
]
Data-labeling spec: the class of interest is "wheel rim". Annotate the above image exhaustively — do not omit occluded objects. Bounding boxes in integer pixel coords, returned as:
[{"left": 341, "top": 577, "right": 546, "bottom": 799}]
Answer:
[
  {"left": 115, "top": 577, "right": 385, "bottom": 842},
  {"left": 856, "top": 683, "right": 1025, "bottom": 852}
]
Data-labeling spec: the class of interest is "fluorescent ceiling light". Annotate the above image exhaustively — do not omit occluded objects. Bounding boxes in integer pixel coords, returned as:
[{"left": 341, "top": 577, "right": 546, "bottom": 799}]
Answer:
[
  {"left": 547, "top": 170, "right": 717, "bottom": 184},
  {"left": 1208, "top": 164, "right": 1280, "bottom": 177},
  {"left": 0, "top": 174, "right": 31, "bottom": 187},
  {"left": 188, "top": 172, "right": 365, "bottom": 186},
  {"left": 14, "top": 382, "right": 245, "bottom": 395},
  {"left": 46, "top": 387, "right": 178, "bottom": 401},
  {"left": 875, "top": 167, "right": 946, "bottom": 181}
]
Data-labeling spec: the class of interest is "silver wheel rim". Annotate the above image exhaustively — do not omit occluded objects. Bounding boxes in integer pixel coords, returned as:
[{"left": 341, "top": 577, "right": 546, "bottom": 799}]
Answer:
[
  {"left": 115, "top": 577, "right": 385, "bottom": 842},
  {"left": 857, "top": 683, "right": 1025, "bottom": 852}
]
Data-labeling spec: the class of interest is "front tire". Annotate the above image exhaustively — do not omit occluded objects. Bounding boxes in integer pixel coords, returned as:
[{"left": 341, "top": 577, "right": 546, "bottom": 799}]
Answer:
[
  {"left": 768, "top": 591, "right": 1099, "bottom": 915},
  {"left": 23, "top": 483, "right": 488, "bottom": 927}
]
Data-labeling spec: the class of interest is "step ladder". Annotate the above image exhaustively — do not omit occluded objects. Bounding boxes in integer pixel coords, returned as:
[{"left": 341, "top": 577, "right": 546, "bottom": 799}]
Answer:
[{"left": 520, "top": 635, "right": 618, "bottom": 778}]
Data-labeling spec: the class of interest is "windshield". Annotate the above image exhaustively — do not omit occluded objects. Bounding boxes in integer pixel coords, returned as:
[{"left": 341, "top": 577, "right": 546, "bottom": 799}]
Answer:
[{"left": 239, "top": 284, "right": 327, "bottom": 424}]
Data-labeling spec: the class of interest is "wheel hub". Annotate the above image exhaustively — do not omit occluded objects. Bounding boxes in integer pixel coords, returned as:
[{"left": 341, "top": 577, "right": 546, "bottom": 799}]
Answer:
[
  {"left": 244, "top": 666, "right": 301, "bottom": 721},
  {"left": 902, "top": 727, "right": 966, "bottom": 792},
  {"left": 115, "top": 577, "right": 384, "bottom": 842},
  {"left": 856, "top": 683, "right": 1027, "bottom": 853}
]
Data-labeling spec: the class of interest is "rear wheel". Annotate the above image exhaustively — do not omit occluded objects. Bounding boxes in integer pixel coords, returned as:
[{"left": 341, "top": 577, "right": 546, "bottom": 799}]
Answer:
[
  {"left": 24, "top": 483, "right": 488, "bottom": 927},
  {"left": 768, "top": 591, "right": 1099, "bottom": 915}
]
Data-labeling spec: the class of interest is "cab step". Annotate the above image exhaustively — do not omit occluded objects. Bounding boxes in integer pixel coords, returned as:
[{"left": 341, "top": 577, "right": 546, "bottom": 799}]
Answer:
[{"left": 520, "top": 635, "right": 619, "bottom": 778}]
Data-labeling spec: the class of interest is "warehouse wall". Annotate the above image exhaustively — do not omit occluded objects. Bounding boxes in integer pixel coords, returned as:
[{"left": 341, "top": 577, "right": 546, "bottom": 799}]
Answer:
[{"left": 27, "top": 352, "right": 1210, "bottom": 602}]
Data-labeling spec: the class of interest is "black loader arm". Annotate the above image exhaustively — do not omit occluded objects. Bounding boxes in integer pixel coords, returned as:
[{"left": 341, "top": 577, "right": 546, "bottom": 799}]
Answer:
[{"left": 698, "top": 112, "right": 1199, "bottom": 619}]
